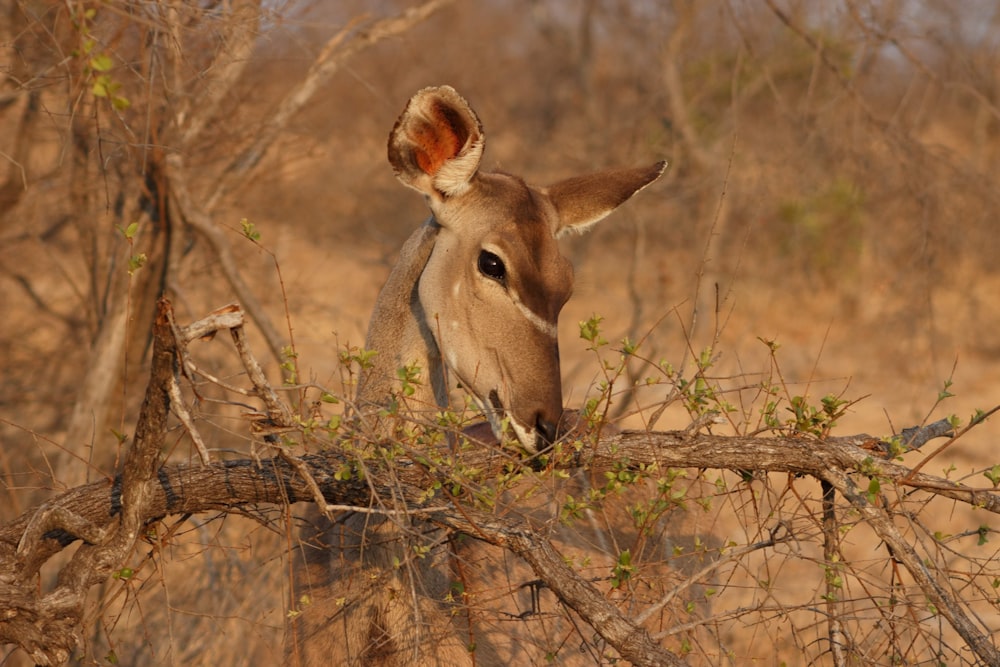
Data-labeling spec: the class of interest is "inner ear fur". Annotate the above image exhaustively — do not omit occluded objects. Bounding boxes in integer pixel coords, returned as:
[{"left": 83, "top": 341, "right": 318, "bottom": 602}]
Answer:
[{"left": 388, "top": 85, "right": 485, "bottom": 198}]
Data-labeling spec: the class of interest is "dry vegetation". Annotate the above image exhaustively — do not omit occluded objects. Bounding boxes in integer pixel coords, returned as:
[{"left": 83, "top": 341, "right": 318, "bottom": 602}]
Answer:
[{"left": 2, "top": 1, "right": 1000, "bottom": 665}]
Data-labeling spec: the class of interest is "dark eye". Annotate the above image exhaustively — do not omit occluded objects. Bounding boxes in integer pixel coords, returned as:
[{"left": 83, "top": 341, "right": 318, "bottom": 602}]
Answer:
[{"left": 477, "top": 250, "right": 506, "bottom": 282}]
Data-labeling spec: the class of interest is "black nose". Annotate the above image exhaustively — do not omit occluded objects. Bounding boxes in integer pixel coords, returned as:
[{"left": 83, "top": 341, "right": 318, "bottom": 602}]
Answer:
[{"left": 535, "top": 415, "right": 558, "bottom": 448}]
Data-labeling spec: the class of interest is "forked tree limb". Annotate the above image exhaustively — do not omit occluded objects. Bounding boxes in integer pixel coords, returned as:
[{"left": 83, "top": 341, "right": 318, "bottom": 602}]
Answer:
[
  {"left": 1, "top": 299, "right": 178, "bottom": 664},
  {"left": 172, "top": 0, "right": 263, "bottom": 147},
  {"left": 165, "top": 153, "right": 289, "bottom": 363}
]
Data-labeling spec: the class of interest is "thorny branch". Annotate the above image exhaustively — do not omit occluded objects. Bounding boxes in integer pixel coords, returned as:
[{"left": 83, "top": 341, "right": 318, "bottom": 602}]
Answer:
[{"left": 1, "top": 301, "right": 998, "bottom": 665}]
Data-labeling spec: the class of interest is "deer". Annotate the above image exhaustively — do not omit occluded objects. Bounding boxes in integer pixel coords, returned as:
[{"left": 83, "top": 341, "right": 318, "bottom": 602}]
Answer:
[{"left": 285, "top": 85, "right": 666, "bottom": 666}]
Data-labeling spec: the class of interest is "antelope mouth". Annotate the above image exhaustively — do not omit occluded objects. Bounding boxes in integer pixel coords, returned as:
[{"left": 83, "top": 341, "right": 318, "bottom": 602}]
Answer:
[{"left": 486, "top": 390, "right": 557, "bottom": 453}]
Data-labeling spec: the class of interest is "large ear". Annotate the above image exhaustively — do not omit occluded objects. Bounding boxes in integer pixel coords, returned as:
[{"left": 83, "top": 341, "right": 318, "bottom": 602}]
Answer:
[
  {"left": 546, "top": 161, "right": 667, "bottom": 237},
  {"left": 387, "top": 85, "right": 484, "bottom": 199}
]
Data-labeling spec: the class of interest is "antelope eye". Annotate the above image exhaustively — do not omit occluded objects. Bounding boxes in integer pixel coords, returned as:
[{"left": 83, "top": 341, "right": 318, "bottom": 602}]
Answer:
[{"left": 477, "top": 250, "right": 506, "bottom": 282}]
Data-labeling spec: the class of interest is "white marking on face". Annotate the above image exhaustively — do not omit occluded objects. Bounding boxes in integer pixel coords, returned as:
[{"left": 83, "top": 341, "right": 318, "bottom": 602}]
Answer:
[
  {"left": 509, "top": 420, "right": 539, "bottom": 453},
  {"left": 510, "top": 290, "right": 558, "bottom": 339},
  {"left": 468, "top": 386, "right": 538, "bottom": 452},
  {"left": 477, "top": 243, "right": 558, "bottom": 338}
]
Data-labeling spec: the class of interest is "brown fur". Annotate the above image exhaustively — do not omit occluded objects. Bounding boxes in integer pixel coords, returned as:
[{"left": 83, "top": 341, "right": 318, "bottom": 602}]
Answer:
[{"left": 285, "top": 86, "right": 665, "bottom": 665}]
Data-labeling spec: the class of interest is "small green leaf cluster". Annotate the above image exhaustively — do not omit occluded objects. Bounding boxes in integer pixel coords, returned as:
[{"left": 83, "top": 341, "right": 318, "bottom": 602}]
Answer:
[
  {"left": 676, "top": 346, "right": 736, "bottom": 421},
  {"left": 335, "top": 343, "right": 378, "bottom": 393},
  {"left": 281, "top": 346, "right": 299, "bottom": 384},
  {"left": 609, "top": 549, "right": 633, "bottom": 588},
  {"left": 116, "top": 222, "right": 146, "bottom": 275},
  {"left": 786, "top": 393, "right": 848, "bottom": 437},
  {"left": 755, "top": 338, "right": 852, "bottom": 438},
  {"left": 857, "top": 456, "right": 883, "bottom": 505},
  {"left": 577, "top": 314, "right": 723, "bottom": 437},
  {"left": 820, "top": 558, "right": 844, "bottom": 602},
  {"left": 629, "top": 468, "right": 689, "bottom": 535},
  {"left": 241, "top": 218, "right": 261, "bottom": 242},
  {"left": 579, "top": 314, "right": 608, "bottom": 351},
  {"left": 74, "top": 8, "right": 131, "bottom": 111},
  {"left": 396, "top": 363, "right": 422, "bottom": 397}
]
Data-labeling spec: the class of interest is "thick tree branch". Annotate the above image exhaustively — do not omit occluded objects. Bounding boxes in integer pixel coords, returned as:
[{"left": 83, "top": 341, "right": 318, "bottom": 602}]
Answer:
[
  {"left": 2, "top": 298, "right": 179, "bottom": 664},
  {"left": 3, "top": 425, "right": 996, "bottom": 663}
]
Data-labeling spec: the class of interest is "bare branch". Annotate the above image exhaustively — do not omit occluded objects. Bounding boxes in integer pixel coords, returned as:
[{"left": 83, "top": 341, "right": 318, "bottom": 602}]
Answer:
[
  {"left": 820, "top": 466, "right": 1000, "bottom": 665},
  {"left": 430, "top": 508, "right": 686, "bottom": 667},
  {"left": 207, "top": 0, "right": 456, "bottom": 206},
  {"left": 164, "top": 0, "right": 455, "bottom": 366}
]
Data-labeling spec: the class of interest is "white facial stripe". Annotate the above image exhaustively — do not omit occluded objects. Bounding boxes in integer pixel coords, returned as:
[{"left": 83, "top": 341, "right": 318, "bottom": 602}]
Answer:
[
  {"left": 510, "top": 290, "right": 558, "bottom": 338},
  {"left": 478, "top": 243, "right": 559, "bottom": 339}
]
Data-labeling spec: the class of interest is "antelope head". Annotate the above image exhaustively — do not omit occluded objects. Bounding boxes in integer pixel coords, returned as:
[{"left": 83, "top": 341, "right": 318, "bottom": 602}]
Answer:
[{"left": 387, "top": 86, "right": 665, "bottom": 452}]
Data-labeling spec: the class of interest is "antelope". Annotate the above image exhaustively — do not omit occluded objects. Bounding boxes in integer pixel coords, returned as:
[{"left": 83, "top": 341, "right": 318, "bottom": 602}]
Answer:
[{"left": 286, "top": 86, "right": 665, "bottom": 665}]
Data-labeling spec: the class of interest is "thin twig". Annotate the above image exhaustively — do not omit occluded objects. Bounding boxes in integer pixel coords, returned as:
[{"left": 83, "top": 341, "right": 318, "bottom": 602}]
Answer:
[
  {"left": 634, "top": 530, "right": 786, "bottom": 626},
  {"left": 820, "top": 466, "right": 1000, "bottom": 665}
]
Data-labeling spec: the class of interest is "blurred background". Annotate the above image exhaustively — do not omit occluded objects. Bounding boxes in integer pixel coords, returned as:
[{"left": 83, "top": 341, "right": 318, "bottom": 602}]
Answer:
[{"left": 2, "top": 1, "right": 998, "bottom": 664}]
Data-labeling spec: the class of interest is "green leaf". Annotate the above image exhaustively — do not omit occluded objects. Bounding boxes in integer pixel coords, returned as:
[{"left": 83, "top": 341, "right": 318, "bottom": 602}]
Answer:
[
  {"left": 938, "top": 379, "right": 954, "bottom": 401},
  {"left": 117, "top": 221, "right": 139, "bottom": 240},
  {"left": 240, "top": 217, "right": 261, "bottom": 241},
  {"left": 92, "top": 76, "right": 110, "bottom": 98},
  {"left": 866, "top": 477, "right": 880, "bottom": 504},
  {"left": 90, "top": 54, "right": 113, "bottom": 72},
  {"left": 621, "top": 336, "right": 637, "bottom": 356},
  {"left": 610, "top": 549, "right": 634, "bottom": 588},
  {"left": 128, "top": 253, "right": 146, "bottom": 275},
  {"left": 579, "top": 314, "right": 607, "bottom": 349}
]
